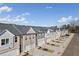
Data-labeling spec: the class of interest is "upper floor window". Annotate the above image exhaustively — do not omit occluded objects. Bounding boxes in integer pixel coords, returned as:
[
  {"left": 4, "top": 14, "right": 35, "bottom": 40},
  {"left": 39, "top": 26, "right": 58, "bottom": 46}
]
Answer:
[
  {"left": 1, "top": 38, "right": 10, "bottom": 46},
  {"left": 6, "top": 38, "right": 9, "bottom": 44},
  {"left": 1, "top": 39, "right": 5, "bottom": 45}
]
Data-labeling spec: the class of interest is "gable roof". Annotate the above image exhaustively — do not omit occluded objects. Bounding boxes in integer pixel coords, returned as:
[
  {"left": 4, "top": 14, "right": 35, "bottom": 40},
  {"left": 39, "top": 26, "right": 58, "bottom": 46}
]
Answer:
[
  {"left": 0, "top": 23, "right": 57, "bottom": 35},
  {"left": 0, "top": 23, "right": 30, "bottom": 35},
  {"left": 49, "top": 26, "right": 58, "bottom": 31},
  {"left": 0, "top": 29, "right": 7, "bottom": 36},
  {"left": 14, "top": 25, "right": 30, "bottom": 35},
  {"left": 0, "top": 23, "right": 21, "bottom": 35},
  {"left": 31, "top": 26, "right": 48, "bottom": 33}
]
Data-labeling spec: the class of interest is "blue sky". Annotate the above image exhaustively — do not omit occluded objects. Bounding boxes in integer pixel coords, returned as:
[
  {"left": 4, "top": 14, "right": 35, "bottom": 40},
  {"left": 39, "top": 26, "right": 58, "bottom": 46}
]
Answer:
[{"left": 0, "top": 3, "right": 79, "bottom": 26}]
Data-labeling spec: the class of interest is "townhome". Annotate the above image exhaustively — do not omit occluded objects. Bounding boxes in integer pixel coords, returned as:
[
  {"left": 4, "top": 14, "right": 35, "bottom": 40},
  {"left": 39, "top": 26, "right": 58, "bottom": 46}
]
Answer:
[
  {"left": 17, "top": 26, "right": 57, "bottom": 55},
  {"left": 0, "top": 23, "right": 57, "bottom": 56},
  {"left": 0, "top": 23, "right": 31, "bottom": 55},
  {"left": 21, "top": 26, "right": 47, "bottom": 53},
  {"left": 13, "top": 25, "right": 30, "bottom": 53},
  {"left": 31, "top": 26, "right": 47, "bottom": 46},
  {"left": 0, "top": 23, "right": 21, "bottom": 56}
]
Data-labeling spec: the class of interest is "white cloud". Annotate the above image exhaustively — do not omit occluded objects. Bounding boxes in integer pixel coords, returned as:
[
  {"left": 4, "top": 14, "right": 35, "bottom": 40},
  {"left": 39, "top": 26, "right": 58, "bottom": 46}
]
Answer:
[
  {"left": 0, "top": 6, "right": 12, "bottom": 13},
  {"left": 58, "top": 17, "right": 68, "bottom": 23},
  {"left": 46, "top": 6, "right": 53, "bottom": 9},
  {"left": 68, "top": 16, "right": 73, "bottom": 20},
  {"left": 0, "top": 13, "right": 30, "bottom": 25},
  {"left": 23, "top": 12, "right": 31, "bottom": 16},
  {"left": 74, "top": 17, "right": 79, "bottom": 21},
  {"left": 58, "top": 16, "right": 79, "bottom": 25}
]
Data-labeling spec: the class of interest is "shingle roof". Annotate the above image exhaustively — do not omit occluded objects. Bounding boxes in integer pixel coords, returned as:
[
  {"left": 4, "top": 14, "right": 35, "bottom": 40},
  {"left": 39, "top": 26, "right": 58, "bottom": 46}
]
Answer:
[
  {"left": 14, "top": 25, "right": 30, "bottom": 35},
  {"left": 0, "top": 29, "right": 7, "bottom": 36},
  {"left": 0, "top": 23, "right": 29, "bottom": 35},
  {"left": 31, "top": 26, "right": 48, "bottom": 33},
  {"left": 0, "top": 23, "right": 21, "bottom": 35},
  {"left": 49, "top": 26, "right": 58, "bottom": 31},
  {"left": 0, "top": 23, "right": 57, "bottom": 35}
]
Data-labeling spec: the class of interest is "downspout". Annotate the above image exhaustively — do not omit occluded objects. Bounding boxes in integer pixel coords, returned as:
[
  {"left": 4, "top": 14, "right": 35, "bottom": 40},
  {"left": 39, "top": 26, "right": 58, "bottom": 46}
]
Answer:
[{"left": 35, "top": 33, "right": 38, "bottom": 47}]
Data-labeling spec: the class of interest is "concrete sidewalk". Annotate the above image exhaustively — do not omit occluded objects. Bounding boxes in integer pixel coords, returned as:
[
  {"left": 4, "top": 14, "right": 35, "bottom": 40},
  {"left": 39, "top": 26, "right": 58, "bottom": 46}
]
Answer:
[{"left": 62, "top": 33, "right": 79, "bottom": 56}]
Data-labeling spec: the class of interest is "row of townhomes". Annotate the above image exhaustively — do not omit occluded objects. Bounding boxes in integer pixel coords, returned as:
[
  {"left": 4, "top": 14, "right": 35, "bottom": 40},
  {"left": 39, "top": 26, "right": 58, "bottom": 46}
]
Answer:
[{"left": 0, "top": 23, "right": 59, "bottom": 56}]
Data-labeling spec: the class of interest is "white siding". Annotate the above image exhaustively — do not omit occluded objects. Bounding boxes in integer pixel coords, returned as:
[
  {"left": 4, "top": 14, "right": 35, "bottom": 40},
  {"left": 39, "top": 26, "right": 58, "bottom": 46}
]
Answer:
[
  {"left": 0, "top": 30, "right": 15, "bottom": 51},
  {"left": 24, "top": 27, "right": 36, "bottom": 52},
  {"left": 24, "top": 35, "right": 36, "bottom": 52},
  {"left": 27, "top": 27, "right": 36, "bottom": 34}
]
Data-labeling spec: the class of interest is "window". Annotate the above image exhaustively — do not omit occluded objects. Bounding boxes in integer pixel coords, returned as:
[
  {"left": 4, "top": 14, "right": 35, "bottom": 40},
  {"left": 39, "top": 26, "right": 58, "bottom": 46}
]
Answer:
[
  {"left": 6, "top": 38, "right": 9, "bottom": 44},
  {"left": 15, "top": 36, "right": 17, "bottom": 42},
  {"left": 1, "top": 38, "right": 9, "bottom": 46},
  {"left": 1, "top": 39, "right": 5, "bottom": 45}
]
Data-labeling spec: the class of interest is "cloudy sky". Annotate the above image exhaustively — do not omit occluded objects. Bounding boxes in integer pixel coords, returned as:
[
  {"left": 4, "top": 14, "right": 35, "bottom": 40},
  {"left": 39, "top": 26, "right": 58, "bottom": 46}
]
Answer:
[{"left": 0, "top": 3, "right": 79, "bottom": 26}]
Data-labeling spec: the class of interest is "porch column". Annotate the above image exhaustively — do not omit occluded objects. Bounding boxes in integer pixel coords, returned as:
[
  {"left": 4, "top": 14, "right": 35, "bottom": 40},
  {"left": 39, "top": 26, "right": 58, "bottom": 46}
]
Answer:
[
  {"left": 16, "top": 36, "right": 20, "bottom": 56},
  {"left": 22, "top": 35, "right": 26, "bottom": 52},
  {"left": 44, "top": 33, "right": 47, "bottom": 44}
]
